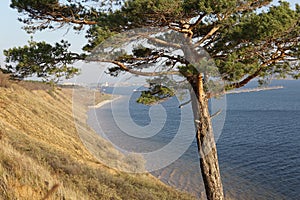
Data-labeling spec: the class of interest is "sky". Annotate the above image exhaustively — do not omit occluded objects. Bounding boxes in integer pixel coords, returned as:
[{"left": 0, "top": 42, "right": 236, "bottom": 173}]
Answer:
[
  {"left": 0, "top": 0, "right": 87, "bottom": 65},
  {"left": 0, "top": 0, "right": 298, "bottom": 83}
]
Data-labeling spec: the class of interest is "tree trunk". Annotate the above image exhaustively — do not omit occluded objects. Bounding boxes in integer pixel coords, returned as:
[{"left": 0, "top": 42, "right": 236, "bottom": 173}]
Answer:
[{"left": 190, "top": 74, "right": 224, "bottom": 200}]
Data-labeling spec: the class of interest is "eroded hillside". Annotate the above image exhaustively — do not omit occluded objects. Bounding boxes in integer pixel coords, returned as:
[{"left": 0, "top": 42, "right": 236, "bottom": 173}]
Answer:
[{"left": 0, "top": 75, "right": 195, "bottom": 200}]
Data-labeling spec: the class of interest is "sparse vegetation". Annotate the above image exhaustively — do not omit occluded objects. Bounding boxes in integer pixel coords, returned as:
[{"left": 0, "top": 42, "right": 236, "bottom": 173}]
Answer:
[
  {"left": 0, "top": 80, "right": 196, "bottom": 200},
  {"left": 0, "top": 71, "right": 12, "bottom": 88}
]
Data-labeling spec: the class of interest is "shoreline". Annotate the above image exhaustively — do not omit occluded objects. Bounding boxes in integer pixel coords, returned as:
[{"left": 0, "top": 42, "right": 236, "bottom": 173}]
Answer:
[
  {"left": 226, "top": 85, "right": 284, "bottom": 94},
  {"left": 88, "top": 95, "right": 122, "bottom": 109}
]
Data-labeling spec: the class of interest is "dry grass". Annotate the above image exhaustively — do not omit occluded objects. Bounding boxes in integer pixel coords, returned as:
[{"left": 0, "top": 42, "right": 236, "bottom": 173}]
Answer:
[
  {"left": 18, "top": 80, "right": 52, "bottom": 91},
  {"left": 0, "top": 71, "right": 12, "bottom": 88},
  {"left": 0, "top": 80, "right": 196, "bottom": 200},
  {"left": 0, "top": 129, "right": 3, "bottom": 140}
]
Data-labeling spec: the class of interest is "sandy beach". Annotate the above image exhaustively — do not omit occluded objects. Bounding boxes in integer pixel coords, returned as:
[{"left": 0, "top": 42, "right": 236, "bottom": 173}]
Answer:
[{"left": 88, "top": 95, "right": 122, "bottom": 109}]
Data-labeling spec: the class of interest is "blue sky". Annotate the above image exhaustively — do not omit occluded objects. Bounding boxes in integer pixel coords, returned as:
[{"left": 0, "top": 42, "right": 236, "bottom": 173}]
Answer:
[
  {"left": 0, "top": 0, "right": 298, "bottom": 67},
  {"left": 0, "top": 0, "right": 87, "bottom": 65}
]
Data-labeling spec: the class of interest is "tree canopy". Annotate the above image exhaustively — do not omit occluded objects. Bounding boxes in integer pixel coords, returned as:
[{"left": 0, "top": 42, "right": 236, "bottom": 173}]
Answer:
[
  {"left": 2, "top": 0, "right": 299, "bottom": 86},
  {"left": 4, "top": 38, "right": 83, "bottom": 81}
]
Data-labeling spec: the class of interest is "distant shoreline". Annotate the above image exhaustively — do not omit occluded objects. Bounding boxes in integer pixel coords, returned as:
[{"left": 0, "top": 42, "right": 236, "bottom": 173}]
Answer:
[
  {"left": 226, "top": 86, "right": 284, "bottom": 94},
  {"left": 88, "top": 95, "right": 122, "bottom": 109}
]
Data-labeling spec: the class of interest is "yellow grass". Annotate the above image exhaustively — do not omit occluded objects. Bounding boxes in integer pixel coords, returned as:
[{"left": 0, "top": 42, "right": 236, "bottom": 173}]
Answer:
[{"left": 0, "top": 79, "right": 196, "bottom": 200}]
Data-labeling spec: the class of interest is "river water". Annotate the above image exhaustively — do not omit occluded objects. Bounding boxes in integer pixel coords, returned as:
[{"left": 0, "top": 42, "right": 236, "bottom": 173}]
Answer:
[{"left": 87, "top": 80, "right": 300, "bottom": 199}]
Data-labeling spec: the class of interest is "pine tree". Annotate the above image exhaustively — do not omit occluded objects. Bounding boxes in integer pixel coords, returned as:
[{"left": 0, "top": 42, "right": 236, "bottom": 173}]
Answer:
[{"left": 3, "top": 1, "right": 299, "bottom": 199}]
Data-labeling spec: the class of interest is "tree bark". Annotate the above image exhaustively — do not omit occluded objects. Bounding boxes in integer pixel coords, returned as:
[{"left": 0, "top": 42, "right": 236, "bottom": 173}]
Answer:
[{"left": 190, "top": 74, "right": 224, "bottom": 200}]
